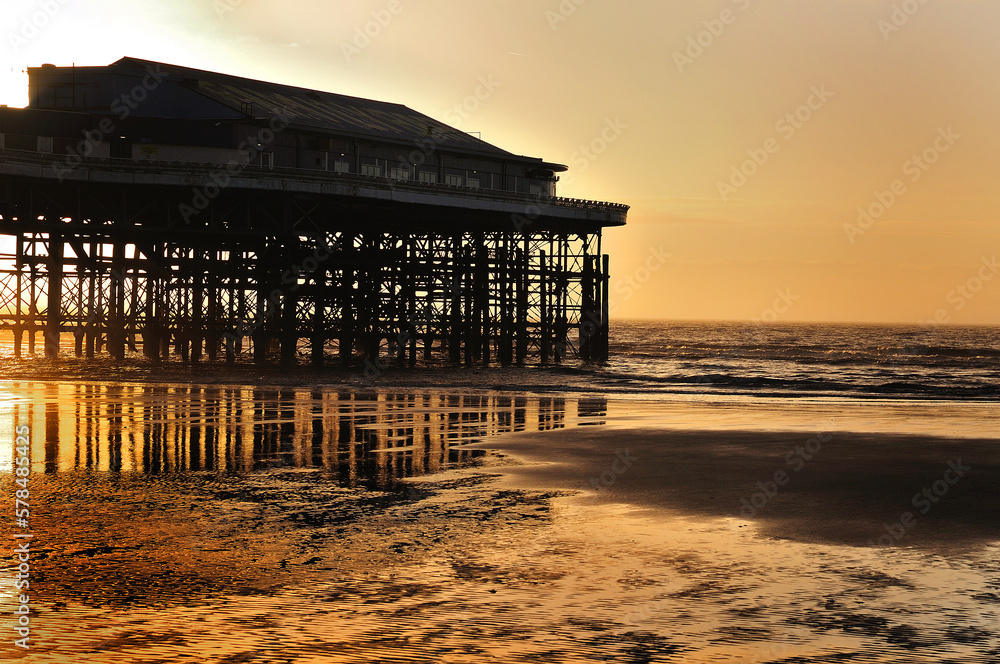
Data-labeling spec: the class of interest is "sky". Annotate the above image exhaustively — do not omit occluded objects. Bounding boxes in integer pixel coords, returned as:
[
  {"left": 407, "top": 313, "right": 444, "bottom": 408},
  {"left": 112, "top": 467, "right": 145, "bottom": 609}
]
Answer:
[{"left": 2, "top": 0, "right": 999, "bottom": 324}]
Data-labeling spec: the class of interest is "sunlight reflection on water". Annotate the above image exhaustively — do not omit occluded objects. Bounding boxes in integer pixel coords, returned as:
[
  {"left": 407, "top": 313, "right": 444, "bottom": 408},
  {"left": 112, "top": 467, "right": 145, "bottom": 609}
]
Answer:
[{"left": 1, "top": 382, "right": 998, "bottom": 662}]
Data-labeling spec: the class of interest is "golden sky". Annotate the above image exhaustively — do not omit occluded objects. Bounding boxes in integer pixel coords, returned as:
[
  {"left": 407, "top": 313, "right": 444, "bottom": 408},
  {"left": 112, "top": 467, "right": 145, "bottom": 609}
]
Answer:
[{"left": 3, "top": 0, "right": 999, "bottom": 324}]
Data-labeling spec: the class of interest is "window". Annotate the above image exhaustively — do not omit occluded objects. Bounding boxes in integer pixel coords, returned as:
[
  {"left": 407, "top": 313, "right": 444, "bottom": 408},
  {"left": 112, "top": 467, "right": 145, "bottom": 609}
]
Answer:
[
  {"left": 110, "top": 138, "right": 132, "bottom": 159},
  {"left": 389, "top": 167, "right": 411, "bottom": 181},
  {"left": 36, "top": 84, "right": 75, "bottom": 109},
  {"left": 259, "top": 152, "right": 274, "bottom": 168},
  {"left": 37, "top": 137, "right": 53, "bottom": 153},
  {"left": 467, "top": 178, "right": 480, "bottom": 189},
  {"left": 54, "top": 85, "right": 74, "bottom": 109},
  {"left": 361, "top": 163, "right": 382, "bottom": 177},
  {"left": 418, "top": 171, "right": 437, "bottom": 184},
  {"left": 333, "top": 160, "right": 350, "bottom": 173},
  {"left": 444, "top": 174, "right": 463, "bottom": 187},
  {"left": 530, "top": 184, "right": 543, "bottom": 195},
  {"left": 5, "top": 134, "right": 37, "bottom": 152}
]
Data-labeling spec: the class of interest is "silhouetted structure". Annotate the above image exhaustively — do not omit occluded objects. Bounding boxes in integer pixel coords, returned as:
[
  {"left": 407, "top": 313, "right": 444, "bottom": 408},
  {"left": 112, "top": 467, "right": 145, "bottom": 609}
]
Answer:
[{"left": 0, "top": 58, "right": 626, "bottom": 365}]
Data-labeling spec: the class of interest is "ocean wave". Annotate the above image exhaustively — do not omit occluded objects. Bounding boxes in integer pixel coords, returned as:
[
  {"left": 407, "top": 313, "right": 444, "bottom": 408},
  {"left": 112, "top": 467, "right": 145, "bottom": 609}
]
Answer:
[{"left": 600, "top": 321, "right": 1000, "bottom": 401}]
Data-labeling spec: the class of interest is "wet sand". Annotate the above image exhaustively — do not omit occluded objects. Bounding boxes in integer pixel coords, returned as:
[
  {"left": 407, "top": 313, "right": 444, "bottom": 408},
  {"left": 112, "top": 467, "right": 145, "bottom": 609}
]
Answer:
[
  {"left": 472, "top": 426, "right": 1000, "bottom": 552},
  {"left": 2, "top": 380, "right": 999, "bottom": 662}
]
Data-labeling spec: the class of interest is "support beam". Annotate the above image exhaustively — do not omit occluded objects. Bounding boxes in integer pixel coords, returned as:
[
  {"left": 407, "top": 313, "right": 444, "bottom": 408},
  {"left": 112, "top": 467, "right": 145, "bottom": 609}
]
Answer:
[
  {"left": 254, "top": 243, "right": 271, "bottom": 365},
  {"left": 45, "top": 232, "right": 63, "bottom": 358},
  {"left": 340, "top": 235, "right": 355, "bottom": 366},
  {"left": 581, "top": 254, "right": 595, "bottom": 362},
  {"left": 14, "top": 233, "right": 23, "bottom": 358},
  {"left": 107, "top": 242, "right": 126, "bottom": 361},
  {"left": 600, "top": 253, "right": 610, "bottom": 363},
  {"left": 516, "top": 237, "right": 528, "bottom": 366},
  {"left": 312, "top": 264, "right": 326, "bottom": 366},
  {"left": 540, "top": 249, "right": 549, "bottom": 365},
  {"left": 143, "top": 270, "right": 160, "bottom": 360},
  {"left": 85, "top": 260, "right": 96, "bottom": 358},
  {"left": 449, "top": 235, "right": 463, "bottom": 365},
  {"left": 475, "top": 232, "right": 489, "bottom": 367},
  {"left": 0, "top": 177, "right": 621, "bottom": 367}
]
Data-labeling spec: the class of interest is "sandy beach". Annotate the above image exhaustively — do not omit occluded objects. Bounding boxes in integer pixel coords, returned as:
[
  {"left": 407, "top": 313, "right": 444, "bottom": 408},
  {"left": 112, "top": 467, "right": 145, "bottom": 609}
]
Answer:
[
  {"left": 464, "top": 400, "right": 1000, "bottom": 661},
  {"left": 2, "top": 380, "right": 998, "bottom": 662}
]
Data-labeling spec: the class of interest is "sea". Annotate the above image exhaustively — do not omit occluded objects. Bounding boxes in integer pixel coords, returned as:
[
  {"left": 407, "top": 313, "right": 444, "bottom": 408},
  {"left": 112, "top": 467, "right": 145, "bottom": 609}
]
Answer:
[
  {"left": 2, "top": 320, "right": 999, "bottom": 401},
  {"left": 598, "top": 320, "right": 1000, "bottom": 401}
]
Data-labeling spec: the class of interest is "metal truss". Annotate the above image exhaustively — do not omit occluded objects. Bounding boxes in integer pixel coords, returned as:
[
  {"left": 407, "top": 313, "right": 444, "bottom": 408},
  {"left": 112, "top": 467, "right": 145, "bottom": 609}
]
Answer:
[{"left": 0, "top": 174, "right": 610, "bottom": 365}]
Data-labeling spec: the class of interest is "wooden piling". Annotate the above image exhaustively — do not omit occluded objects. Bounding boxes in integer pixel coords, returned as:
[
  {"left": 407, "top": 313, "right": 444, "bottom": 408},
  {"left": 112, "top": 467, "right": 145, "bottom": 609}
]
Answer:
[
  {"left": 0, "top": 176, "right": 620, "bottom": 368},
  {"left": 108, "top": 243, "right": 126, "bottom": 361},
  {"left": 538, "top": 251, "right": 552, "bottom": 364},
  {"left": 600, "top": 253, "right": 610, "bottom": 362},
  {"left": 14, "top": 234, "right": 23, "bottom": 358},
  {"left": 44, "top": 232, "right": 62, "bottom": 358}
]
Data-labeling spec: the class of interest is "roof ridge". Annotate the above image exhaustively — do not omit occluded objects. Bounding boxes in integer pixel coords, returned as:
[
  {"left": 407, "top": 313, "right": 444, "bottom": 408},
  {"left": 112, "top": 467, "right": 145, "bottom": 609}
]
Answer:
[
  {"left": 80, "top": 57, "right": 535, "bottom": 161},
  {"left": 114, "top": 56, "right": 412, "bottom": 111}
]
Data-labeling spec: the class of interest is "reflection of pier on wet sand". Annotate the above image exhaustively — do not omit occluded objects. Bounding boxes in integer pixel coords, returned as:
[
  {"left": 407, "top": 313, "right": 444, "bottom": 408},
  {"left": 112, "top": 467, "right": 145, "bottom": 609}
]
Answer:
[
  {"left": 3, "top": 384, "right": 999, "bottom": 662},
  {"left": 0, "top": 383, "right": 606, "bottom": 487}
]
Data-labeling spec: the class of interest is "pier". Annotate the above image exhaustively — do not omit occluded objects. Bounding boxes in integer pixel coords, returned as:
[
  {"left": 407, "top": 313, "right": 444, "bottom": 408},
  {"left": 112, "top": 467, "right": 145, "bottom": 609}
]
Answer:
[{"left": 0, "top": 58, "right": 627, "bottom": 366}]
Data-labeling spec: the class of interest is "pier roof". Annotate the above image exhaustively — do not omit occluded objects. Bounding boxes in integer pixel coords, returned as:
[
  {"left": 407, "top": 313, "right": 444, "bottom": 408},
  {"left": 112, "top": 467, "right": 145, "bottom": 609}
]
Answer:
[{"left": 30, "top": 57, "right": 567, "bottom": 172}]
